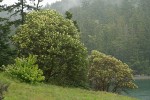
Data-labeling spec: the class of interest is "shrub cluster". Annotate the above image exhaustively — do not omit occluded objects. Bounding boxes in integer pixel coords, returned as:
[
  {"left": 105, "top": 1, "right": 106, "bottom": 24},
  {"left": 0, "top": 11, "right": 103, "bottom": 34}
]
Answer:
[
  {"left": 2, "top": 10, "right": 137, "bottom": 92},
  {"left": 88, "top": 50, "right": 137, "bottom": 93},
  {"left": 5, "top": 55, "right": 45, "bottom": 83}
]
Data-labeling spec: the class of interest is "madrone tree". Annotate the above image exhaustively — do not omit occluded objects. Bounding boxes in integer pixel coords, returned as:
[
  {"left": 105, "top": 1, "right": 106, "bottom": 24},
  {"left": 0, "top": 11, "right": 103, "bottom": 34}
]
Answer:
[
  {"left": 12, "top": 10, "right": 88, "bottom": 86},
  {"left": 88, "top": 50, "right": 137, "bottom": 93}
]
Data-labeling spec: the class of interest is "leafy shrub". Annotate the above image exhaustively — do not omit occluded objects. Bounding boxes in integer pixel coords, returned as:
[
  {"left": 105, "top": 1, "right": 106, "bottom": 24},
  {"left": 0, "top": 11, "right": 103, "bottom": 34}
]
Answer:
[
  {"left": 5, "top": 55, "right": 45, "bottom": 83},
  {"left": 88, "top": 50, "right": 137, "bottom": 93},
  {"left": 0, "top": 81, "right": 9, "bottom": 100}
]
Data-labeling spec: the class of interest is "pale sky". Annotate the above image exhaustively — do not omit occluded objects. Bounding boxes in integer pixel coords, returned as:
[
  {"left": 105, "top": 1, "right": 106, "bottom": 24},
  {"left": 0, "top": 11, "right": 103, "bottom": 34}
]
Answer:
[{"left": 0, "top": 0, "right": 61, "bottom": 6}]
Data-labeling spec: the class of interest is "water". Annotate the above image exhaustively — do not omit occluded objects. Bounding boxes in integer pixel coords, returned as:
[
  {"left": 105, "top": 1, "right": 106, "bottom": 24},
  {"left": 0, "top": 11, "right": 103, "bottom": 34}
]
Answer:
[{"left": 127, "top": 79, "right": 150, "bottom": 100}]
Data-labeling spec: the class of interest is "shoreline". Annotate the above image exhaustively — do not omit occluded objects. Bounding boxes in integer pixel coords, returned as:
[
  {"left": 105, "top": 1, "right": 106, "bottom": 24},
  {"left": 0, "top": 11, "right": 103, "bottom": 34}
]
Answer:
[{"left": 133, "top": 75, "right": 150, "bottom": 80}]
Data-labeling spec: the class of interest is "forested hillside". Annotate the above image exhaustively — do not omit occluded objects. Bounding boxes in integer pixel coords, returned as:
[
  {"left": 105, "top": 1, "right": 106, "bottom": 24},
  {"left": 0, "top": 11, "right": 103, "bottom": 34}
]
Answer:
[
  {"left": 49, "top": 0, "right": 150, "bottom": 75},
  {"left": 0, "top": 0, "right": 140, "bottom": 99}
]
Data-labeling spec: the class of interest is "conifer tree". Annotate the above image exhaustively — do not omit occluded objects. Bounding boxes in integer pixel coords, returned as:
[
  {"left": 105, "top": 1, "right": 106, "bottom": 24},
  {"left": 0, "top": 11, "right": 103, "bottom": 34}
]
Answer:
[
  {"left": 0, "top": 0, "right": 13, "bottom": 67},
  {"left": 4, "top": 0, "right": 43, "bottom": 25}
]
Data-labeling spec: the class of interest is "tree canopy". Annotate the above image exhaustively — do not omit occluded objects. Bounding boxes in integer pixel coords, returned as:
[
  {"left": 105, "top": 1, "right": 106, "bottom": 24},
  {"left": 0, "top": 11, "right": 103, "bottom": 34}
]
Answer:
[
  {"left": 51, "top": 0, "right": 150, "bottom": 75},
  {"left": 12, "top": 10, "right": 88, "bottom": 86}
]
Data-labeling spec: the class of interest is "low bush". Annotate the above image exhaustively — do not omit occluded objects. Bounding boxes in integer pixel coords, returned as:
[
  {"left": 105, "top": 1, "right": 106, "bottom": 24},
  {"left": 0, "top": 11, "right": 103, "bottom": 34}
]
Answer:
[
  {"left": 4, "top": 55, "right": 45, "bottom": 83},
  {"left": 88, "top": 50, "right": 137, "bottom": 93}
]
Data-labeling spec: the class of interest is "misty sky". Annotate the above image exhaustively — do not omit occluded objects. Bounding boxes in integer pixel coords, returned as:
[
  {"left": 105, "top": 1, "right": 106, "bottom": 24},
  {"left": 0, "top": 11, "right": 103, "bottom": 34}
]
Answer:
[{"left": 0, "top": 0, "right": 61, "bottom": 5}]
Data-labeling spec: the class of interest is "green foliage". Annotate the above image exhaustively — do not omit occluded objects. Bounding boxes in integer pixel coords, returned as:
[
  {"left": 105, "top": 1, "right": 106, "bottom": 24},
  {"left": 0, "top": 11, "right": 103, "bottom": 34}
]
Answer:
[
  {"left": 0, "top": 81, "right": 9, "bottom": 100},
  {"left": 62, "top": 0, "right": 150, "bottom": 74},
  {"left": 4, "top": 55, "right": 45, "bottom": 83},
  {"left": 0, "top": 0, "right": 44, "bottom": 67},
  {"left": 12, "top": 10, "right": 88, "bottom": 86},
  {"left": 88, "top": 50, "right": 137, "bottom": 93}
]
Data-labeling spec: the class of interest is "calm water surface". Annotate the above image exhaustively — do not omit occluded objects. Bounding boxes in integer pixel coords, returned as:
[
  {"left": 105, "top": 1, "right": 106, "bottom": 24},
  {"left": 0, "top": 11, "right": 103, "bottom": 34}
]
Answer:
[{"left": 127, "top": 79, "right": 150, "bottom": 100}]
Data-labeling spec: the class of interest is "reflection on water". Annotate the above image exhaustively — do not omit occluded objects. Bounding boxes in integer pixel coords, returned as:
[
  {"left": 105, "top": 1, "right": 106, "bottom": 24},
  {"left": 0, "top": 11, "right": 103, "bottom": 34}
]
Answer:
[{"left": 127, "top": 79, "right": 150, "bottom": 100}]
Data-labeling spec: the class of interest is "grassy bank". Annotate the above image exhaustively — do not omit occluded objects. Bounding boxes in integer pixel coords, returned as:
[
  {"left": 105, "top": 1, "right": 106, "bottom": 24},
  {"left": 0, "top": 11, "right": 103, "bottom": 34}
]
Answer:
[{"left": 0, "top": 72, "right": 137, "bottom": 100}]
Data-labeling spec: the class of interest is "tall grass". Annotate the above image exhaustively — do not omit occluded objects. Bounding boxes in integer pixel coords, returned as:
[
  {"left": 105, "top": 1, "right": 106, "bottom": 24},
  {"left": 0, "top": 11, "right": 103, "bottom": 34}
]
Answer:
[{"left": 0, "top": 72, "right": 137, "bottom": 100}]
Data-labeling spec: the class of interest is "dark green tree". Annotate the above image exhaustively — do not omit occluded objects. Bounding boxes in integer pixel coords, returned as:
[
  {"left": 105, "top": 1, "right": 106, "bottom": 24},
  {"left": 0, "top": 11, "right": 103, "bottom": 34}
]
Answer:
[
  {"left": 65, "top": 11, "right": 80, "bottom": 32},
  {"left": 0, "top": 0, "right": 15, "bottom": 67}
]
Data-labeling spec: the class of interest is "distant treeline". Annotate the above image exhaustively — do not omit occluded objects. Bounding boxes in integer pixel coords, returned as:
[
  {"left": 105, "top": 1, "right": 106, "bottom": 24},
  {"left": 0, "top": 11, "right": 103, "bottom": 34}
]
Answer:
[{"left": 48, "top": 0, "right": 150, "bottom": 75}]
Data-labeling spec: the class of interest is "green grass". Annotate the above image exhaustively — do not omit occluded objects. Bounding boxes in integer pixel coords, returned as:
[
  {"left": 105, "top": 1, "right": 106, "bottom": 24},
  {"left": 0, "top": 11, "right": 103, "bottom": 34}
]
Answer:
[{"left": 0, "top": 72, "right": 137, "bottom": 100}]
